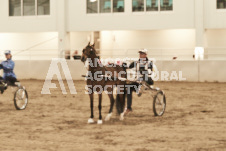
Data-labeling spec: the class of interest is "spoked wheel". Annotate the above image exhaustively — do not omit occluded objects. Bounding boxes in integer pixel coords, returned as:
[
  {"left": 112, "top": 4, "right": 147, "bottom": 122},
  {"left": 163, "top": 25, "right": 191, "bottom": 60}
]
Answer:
[
  {"left": 153, "top": 90, "right": 166, "bottom": 116},
  {"left": 14, "top": 87, "right": 28, "bottom": 110}
]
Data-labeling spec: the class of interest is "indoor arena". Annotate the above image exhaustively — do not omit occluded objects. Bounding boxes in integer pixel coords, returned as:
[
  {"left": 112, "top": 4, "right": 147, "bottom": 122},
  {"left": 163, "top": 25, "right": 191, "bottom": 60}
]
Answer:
[{"left": 0, "top": 0, "right": 225, "bottom": 150}]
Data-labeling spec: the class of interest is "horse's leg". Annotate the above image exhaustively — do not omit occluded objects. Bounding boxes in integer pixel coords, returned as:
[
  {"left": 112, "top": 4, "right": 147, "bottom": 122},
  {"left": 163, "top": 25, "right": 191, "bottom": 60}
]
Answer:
[
  {"left": 88, "top": 93, "right": 95, "bottom": 124},
  {"left": 118, "top": 94, "right": 125, "bottom": 121},
  {"left": 97, "top": 93, "right": 103, "bottom": 124},
  {"left": 105, "top": 94, "right": 115, "bottom": 121},
  {"left": 117, "top": 86, "right": 126, "bottom": 121}
]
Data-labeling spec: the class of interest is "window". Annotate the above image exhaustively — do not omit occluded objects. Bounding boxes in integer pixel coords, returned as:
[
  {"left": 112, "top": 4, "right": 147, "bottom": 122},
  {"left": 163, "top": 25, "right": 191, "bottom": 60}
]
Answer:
[
  {"left": 87, "top": 0, "right": 125, "bottom": 14},
  {"left": 113, "top": 0, "right": 124, "bottom": 12},
  {"left": 9, "top": 0, "right": 21, "bottom": 16},
  {"left": 132, "top": 0, "right": 173, "bottom": 12},
  {"left": 100, "top": 0, "right": 111, "bottom": 13},
  {"left": 9, "top": 0, "right": 50, "bottom": 16},
  {"left": 217, "top": 0, "right": 226, "bottom": 9},
  {"left": 38, "top": 0, "right": 50, "bottom": 15},
  {"left": 87, "top": 0, "right": 98, "bottom": 13},
  {"left": 146, "top": 0, "right": 158, "bottom": 11},
  {"left": 132, "top": 0, "right": 144, "bottom": 12},
  {"left": 23, "top": 0, "right": 35, "bottom": 16},
  {"left": 160, "top": 0, "right": 173, "bottom": 11}
]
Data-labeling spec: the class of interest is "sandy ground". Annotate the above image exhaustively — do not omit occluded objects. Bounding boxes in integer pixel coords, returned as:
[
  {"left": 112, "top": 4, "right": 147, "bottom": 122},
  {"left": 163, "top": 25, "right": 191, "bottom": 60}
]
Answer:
[{"left": 0, "top": 80, "right": 225, "bottom": 151}]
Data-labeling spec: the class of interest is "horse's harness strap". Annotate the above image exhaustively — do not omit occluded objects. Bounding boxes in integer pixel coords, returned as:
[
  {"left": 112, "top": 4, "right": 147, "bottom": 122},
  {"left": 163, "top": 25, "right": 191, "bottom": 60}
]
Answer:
[{"left": 136, "top": 61, "right": 152, "bottom": 74}]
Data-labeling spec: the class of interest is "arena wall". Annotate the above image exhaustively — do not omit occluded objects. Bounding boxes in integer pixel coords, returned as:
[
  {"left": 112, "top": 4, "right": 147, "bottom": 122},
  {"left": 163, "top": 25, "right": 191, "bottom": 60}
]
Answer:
[
  {"left": 155, "top": 61, "right": 199, "bottom": 82},
  {"left": 199, "top": 61, "right": 226, "bottom": 82},
  {"left": 12, "top": 60, "right": 226, "bottom": 82}
]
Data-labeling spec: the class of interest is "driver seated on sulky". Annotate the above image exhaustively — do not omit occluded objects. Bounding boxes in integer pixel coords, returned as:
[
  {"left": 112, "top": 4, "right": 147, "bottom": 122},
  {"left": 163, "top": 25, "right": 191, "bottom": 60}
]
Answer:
[
  {"left": 0, "top": 50, "right": 17, "bottom": 87},
  {"left": 124, "top": 48, "right": 155, "bottom": 114}
]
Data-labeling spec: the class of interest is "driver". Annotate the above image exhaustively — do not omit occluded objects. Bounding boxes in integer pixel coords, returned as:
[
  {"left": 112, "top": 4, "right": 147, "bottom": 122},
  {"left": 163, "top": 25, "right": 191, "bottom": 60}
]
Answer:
[
  {"left": 0, "top": 50, "right": 17, "bottom": 86},
  {"left": 124, "top": 48, "right": 154, "bottom": 115}
]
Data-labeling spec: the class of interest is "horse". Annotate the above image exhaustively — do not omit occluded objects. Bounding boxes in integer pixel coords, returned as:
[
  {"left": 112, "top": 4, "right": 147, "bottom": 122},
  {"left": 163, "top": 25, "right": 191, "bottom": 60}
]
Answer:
[{"left": 81, "top": 42, "right": 126, "bottom": 124}]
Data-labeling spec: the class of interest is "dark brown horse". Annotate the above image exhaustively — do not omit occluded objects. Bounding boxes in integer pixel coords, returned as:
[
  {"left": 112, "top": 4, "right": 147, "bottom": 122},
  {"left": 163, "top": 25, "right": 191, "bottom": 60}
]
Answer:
[{"left": 81, "top": 42, "right": 126, "bottom": 124}]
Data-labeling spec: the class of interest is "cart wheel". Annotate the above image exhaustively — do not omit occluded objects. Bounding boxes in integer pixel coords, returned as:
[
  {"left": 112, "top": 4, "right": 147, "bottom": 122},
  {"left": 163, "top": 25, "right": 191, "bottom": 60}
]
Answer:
[
  {"left": 153, "top": 90, "right": 166, "bottom": 116},
  {"left": 14, "top": 87, "right": 28, "bottom": 110}
]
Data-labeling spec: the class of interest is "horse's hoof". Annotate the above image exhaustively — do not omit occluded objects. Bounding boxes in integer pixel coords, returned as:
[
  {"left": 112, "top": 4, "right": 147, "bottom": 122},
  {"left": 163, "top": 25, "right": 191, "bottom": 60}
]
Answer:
[
  {"left": 87, "top": 118, "right": 94, "bottom": 124},
  {"left": 119, "top": 113, "right": 124, "bottom": 121},
  {"left": 137, "top": 92, "right": 142, "bottom": 97},
  {"left": 97, "top": 120, "right": 103, "bottom": 124},
  {"left": 105, "top": 113, "right": 112, "bottom": 121}
]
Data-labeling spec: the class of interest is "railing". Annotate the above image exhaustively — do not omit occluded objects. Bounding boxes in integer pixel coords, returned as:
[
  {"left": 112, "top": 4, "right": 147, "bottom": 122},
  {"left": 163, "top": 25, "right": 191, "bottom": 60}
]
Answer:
[
  {"left": 63, "top": 48, "right": 226, "bottom": 61},
  {"left": 0, "top": 49, "right": 59, "bottom": 60},
  {"left": 2, "top": 48, "right": 226, "bottom": 61},
  {"left": 98, "top": 48, "right": 195, "bottom": 60},
  {"left": 0, "top": 36, "right": 58, "bottom": 60},
  {"left": 205, "top": 48, "right": 226, "bottom": 60}
]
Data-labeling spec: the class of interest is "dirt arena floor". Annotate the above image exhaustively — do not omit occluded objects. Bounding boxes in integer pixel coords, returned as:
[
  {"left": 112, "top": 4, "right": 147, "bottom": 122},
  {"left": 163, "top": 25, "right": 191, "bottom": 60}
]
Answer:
[{"left": 0, "top": 80, "right": 225, "bottom": 151}]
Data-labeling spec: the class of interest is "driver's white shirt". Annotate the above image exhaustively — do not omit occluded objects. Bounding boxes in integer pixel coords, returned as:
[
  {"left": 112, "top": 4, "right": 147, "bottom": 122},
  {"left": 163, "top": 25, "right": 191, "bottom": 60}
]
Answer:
[{"left": 127, "top": 61, "right": 158, "bottom": 81}]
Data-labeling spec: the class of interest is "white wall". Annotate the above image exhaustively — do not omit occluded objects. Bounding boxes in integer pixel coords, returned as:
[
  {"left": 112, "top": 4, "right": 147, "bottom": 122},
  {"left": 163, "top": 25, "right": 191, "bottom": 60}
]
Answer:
[
  {"left": 67, "top": 0, "right": 195, "bottom": 31},
  {"left": 100, "top": 29, "right": 195, "bottom": 49},
  {"left": 0, "top": 32, "right": 58, "bottom": 60},
  {"left": 2, "top": 0, "right": 226, "bottom": 32},
  {"left": 0, "top": 0, "right": 57, "bottom": 32},
  {"left": 1, "top": 0, "right": 226, "bottom": 32},
  {"left": 99, "top": 29, "right": 195, "bottom": 59},
  {"left": 1, "top": 0, "right": 226, "bottom": 61},
  {"left": 195, "top": 0, "right": 204, "bottom": 47},
  {"left": 70, "top": 32, "right": 93, "bottom": 55},
  {"left": 205, "top": 29, "right": 226, "bottom": 48},
  {"left": 204, "top": 0, "right": 226, "bottom": 29},
  {"left": 204, "top": 29, "right": 226, "bottom": 60},
  {"left": 0, "top": 32, "right": 58, "bottom": 50}
]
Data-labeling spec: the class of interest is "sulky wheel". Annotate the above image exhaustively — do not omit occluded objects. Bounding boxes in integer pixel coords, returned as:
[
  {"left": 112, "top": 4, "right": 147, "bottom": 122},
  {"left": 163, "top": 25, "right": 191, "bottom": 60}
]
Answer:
[
  {"left": 153, "top": 90, "right": 166, "bottom": 116},
  {"left": 14, "top": 87, "right": 28, "bottom": 110}
]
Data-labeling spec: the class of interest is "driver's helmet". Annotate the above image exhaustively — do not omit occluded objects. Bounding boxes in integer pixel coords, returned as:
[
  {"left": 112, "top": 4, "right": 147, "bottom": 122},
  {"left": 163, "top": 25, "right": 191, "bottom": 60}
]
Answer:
[
  {"left": 138, "top": 48, "right": 148, "bottom": 54},
  {"left": 4, "top": 50, "right": 11, "bottom": 55}
]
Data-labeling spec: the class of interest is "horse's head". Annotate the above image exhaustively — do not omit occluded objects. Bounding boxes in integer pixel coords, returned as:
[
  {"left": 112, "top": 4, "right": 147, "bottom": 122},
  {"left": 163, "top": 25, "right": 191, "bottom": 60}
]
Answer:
[{"left": 81, "top": 42, "right": 96, "bottom": 63}]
